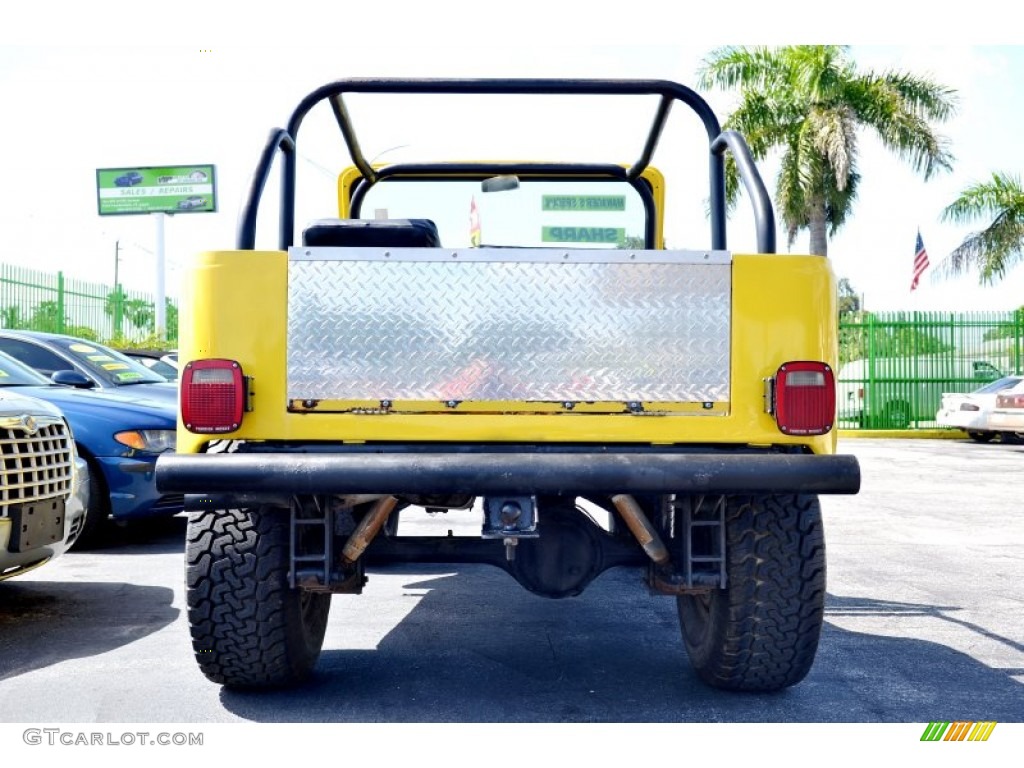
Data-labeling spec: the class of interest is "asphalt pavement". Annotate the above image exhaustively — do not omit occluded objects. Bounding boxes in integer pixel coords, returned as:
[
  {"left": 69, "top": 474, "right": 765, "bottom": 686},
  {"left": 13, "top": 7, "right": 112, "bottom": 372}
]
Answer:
[{"left": 0, "top": 437, "right": 1021, "bottom": 724}]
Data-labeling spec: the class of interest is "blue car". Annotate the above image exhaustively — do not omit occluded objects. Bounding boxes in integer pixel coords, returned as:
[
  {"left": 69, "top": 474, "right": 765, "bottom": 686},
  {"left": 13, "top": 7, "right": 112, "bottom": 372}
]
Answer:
[
  {"left": 114, "top": 171, "right": 144, "bottom": 186},
  {"left": 0, "top": 350, "right": 182, "bottom": 546},
  {"left": 0, "top": 331, "right": 177, "bottom": 405}
]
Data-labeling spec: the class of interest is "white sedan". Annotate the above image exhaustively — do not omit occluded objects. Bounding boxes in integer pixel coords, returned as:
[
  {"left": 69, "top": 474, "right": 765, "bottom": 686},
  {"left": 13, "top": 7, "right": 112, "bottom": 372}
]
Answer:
[
  {"left": 936, "top": 375, "right": 1023, "bottom": 442},
  {"left": 987, "top": 377, "right": 1024, "bottom": 439}
]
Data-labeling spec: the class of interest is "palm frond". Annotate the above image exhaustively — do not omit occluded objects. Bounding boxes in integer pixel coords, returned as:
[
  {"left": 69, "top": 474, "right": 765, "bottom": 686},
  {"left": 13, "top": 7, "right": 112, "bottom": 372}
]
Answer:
[
  {"left": 935, "top": 203, "right": 1024, "bottom": 285},
  {"left": 941, "top": 172, "right": 1024, "bottom": 224},
  {"left": 697, "top": 44, "right": 957, "bottom": 255}
]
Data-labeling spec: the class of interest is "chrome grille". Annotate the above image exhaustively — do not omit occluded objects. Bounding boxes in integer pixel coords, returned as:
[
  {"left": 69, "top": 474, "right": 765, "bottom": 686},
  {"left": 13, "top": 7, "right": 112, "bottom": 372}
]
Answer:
[{"left": 0, "top": 418, "right": 73, "bottom": 507}]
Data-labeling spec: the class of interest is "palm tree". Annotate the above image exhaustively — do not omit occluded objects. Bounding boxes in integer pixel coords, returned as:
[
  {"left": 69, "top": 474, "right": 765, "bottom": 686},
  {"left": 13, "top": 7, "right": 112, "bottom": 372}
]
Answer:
[
  {"left": 936, "top": 172, "right": 1024, "bottom": 285},
  {"left": 697, "top": 45, "right": 957, "bottom": 256},
  {"left": 837, "top": 277, "right": 861, "bottom": 314}
]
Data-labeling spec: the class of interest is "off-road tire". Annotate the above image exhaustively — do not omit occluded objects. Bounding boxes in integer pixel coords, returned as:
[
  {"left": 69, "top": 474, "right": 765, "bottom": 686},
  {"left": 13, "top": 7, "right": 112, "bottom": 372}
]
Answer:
[
  {"left": 677, "top": 494, "right": 825, "bottom": 692},
  {"left": 186, "top": 506, "right": 331, "bottom": 689}
]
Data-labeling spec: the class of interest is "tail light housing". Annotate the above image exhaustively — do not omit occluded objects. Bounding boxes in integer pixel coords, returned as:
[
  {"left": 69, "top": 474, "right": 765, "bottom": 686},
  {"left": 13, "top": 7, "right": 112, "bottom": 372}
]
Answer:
[
  {"left": 181, "top": 359, "right": 246, "bottom": 434},
  {"left": 997, "top": 392, "right": 1024, "bottom": 409},
  {"left": 773, "top": 361, "right": 835, "bottom": 436}
]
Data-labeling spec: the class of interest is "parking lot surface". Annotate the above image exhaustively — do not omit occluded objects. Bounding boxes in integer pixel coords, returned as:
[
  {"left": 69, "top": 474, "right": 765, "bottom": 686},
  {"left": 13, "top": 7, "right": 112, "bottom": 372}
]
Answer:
[{"left": 0, "top": 438, "right": 1021, "bottom": 723}]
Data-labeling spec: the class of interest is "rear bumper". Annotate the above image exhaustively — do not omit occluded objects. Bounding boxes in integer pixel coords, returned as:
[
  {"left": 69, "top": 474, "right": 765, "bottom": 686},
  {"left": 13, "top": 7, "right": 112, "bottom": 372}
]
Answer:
[
  {"left": 936, "top": 410, "right": 987, "bottom": 431},
  {"left": 156, "top": 449, "right": 861, "bottom": 502}
]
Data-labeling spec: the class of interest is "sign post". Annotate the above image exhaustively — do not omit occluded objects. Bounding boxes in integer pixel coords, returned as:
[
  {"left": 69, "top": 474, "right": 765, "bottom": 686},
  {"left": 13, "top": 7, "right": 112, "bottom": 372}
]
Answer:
[
  {"left": 155, "top": 212, "right": 166, "bottom": 335},
  {"left": 96, "top": 165, "right": 216, "bottom": 341}
]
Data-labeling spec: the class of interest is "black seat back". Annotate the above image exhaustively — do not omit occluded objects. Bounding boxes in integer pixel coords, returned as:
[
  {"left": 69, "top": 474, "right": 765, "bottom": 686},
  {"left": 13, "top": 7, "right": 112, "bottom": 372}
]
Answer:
[{"left": 302, "top": 218, "right": 441, "bottom": 248}]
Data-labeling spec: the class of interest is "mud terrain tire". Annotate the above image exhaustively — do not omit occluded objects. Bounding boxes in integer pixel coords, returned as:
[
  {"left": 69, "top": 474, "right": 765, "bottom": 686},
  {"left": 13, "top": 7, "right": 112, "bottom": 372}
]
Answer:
[
  {"left": 677, "top": 493, "right": 826, "bottom": 692},
  {"left": 186, "top": 506, "right": 331, "bottom": 689}
]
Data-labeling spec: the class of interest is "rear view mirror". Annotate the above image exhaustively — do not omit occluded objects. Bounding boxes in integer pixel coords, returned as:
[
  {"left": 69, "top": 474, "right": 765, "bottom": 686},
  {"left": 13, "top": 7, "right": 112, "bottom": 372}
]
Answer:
[
  {"left": 481, "top": 175, "right": 520, "bottom": 193},
  {"left": 51, "top": 370, "right": 94, "bottom": 389}
]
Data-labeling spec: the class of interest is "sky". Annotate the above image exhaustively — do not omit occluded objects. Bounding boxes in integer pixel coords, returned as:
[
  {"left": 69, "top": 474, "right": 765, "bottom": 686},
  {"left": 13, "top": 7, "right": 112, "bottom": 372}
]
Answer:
[{"left": 1, "top": 3, "right": 1022, "bottom": 315}]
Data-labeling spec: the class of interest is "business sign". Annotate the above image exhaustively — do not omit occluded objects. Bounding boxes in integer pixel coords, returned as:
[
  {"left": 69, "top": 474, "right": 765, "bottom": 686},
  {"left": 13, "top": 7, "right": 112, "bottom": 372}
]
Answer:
[
  {"left": 542, "top": 226, "right": 625, "bottom": 244},
  {"left": 541, "top": 195, "right": 625, "bottom": 212},
  {"left": 96, "top": 164, "right": 217, "bottom": 216}
]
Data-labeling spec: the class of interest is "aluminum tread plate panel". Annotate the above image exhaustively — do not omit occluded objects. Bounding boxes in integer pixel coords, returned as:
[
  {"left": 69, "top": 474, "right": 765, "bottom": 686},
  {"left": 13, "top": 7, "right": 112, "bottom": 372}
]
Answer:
[{"left": 287, "top": 251, "right": 730, "bottom": 403}]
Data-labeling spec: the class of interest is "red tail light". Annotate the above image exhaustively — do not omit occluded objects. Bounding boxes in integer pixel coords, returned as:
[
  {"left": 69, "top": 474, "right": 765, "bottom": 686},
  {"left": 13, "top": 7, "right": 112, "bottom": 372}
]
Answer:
[
  {"left": 774, "top": 361, "right": 835, "bottom": 436},
  {"left": 997, "top": 393, "right": 1024, "bottom": 409},
  {"left": 181, "top": 359, "right": 246, "bottom": 434}
]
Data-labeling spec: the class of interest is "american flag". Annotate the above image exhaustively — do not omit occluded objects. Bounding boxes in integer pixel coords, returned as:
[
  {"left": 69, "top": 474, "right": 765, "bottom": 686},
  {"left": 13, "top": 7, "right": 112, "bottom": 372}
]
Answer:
[
  {"left": 469, "top": 196, "right": 481, "bottom": 246},
  {"left": 911, "top": 231, "right": 930, "bottom": 291}
]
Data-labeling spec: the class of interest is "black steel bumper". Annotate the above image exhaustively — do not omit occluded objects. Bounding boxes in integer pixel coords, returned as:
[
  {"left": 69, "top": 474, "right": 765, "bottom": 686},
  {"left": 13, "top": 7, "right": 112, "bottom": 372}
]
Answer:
[{"left": 156, "top": 450, "right": 860, "bottom": 503}]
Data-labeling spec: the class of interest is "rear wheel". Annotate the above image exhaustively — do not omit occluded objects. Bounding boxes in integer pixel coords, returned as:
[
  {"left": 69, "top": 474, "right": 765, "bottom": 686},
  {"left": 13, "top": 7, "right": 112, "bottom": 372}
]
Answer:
[
  {"left": 677, "top": 494, "right": 826, "bottom": 692},
  {"left": 186, "top": 506, "right": 331, "bottom": 689},
  {"left": 883, "top": 401, "right": 911, "bottom": 429}
]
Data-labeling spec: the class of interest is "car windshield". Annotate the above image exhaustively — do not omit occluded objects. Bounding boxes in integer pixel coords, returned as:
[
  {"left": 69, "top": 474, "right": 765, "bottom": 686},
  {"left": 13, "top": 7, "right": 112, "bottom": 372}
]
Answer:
[
  {"left": 143, "top": 358, "right": 179, "bottom": 381},
  {"left": 50, "top": 338, "right": 169, "bottom": 385},
  {"left": 360, "top": 178, "right": 648, "bottom": 249},
  {"left": 0, "top": 351, "right": 54, "bottom": 386}
]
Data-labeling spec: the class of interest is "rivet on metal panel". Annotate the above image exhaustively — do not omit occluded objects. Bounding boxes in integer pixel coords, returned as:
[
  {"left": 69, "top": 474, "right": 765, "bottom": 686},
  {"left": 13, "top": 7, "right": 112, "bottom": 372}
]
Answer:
[
  {"left": 562, "top": 401, "right": 575, "bottom": 410},
  {"left": 303, "top": 399, "right": 316, "bottom": 409},
  {"left": 451, "top": 252, "right": 458, "bottom": 258},
  {"left": 305, "top": 250, "right": 312, "bottom": 256},
  {"left": 445, "top": 400, "right": 459, "bottom": 409},
  {"left": 628, "top": 401, "right": 643, "bottom": 413},
  {"left": 380, "top": 399, "right": 392, "bottom": 409}
]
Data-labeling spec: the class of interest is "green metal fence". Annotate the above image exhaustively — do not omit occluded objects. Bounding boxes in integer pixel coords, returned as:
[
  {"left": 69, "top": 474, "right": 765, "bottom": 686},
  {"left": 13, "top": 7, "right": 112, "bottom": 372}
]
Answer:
[
  {"left": 838, "top": 311, "right": 1024, "bottom": 429},
  {"left": 0, "top": 263, "right": 177, "bottom": 346}
]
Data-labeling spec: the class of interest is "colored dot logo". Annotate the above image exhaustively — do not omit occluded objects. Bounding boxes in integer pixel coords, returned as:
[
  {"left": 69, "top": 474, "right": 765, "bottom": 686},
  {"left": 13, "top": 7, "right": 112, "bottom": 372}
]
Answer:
[{"left": 921, "top": 721, "right": 997, "bottom": 742}]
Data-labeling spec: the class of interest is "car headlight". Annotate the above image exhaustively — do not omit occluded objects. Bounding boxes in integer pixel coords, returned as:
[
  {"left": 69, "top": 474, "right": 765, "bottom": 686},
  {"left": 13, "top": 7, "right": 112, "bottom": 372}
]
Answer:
[{"left": 114, "top": 429, "right": 177, "bottom": 454}]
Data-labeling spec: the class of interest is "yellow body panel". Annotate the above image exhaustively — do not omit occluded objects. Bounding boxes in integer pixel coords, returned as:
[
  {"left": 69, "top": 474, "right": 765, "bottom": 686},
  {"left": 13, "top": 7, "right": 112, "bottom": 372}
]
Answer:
[{"left": 177, "top": 249, "right": 837, "bottom": 456}]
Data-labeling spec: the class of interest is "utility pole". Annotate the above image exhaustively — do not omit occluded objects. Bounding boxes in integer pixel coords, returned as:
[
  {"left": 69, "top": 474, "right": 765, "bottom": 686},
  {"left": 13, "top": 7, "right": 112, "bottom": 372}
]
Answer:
[{"left": 113, "top": 239, "right": 123, "bottom": 338}]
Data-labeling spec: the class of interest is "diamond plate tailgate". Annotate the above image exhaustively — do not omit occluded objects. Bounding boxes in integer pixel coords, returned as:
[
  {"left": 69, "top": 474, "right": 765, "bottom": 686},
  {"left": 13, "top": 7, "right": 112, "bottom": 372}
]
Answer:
[{"left": 287, "top": 248, "right": 731, "bottom": 410}]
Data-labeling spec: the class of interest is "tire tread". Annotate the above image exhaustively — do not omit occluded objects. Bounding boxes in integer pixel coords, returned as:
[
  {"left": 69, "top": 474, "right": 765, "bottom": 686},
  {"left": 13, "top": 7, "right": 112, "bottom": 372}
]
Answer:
[
  {"left": 185, "top": 507, "right": 330, "bottom": 689},
  {"left": 678, "top": 493, "right": 826, "bottom": 692}
]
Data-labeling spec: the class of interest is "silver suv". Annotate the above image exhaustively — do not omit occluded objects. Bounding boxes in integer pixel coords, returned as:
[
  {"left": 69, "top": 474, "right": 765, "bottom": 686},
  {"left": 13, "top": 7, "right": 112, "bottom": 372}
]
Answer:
[{"left": 0, "top": 390, "right": 88, "bottom": 581}]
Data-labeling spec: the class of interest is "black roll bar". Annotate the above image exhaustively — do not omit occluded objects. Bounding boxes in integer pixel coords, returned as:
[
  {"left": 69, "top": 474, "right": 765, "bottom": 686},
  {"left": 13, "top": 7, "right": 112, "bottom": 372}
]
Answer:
[
  {"left": 234, "top": 78, "right": 775, "bottom": 254},
  {"left": 711, "top": 131, "right": 777, "bottom": 254},
  {"left": 237, "top": 129, "right": 294, "bottom": 251}
]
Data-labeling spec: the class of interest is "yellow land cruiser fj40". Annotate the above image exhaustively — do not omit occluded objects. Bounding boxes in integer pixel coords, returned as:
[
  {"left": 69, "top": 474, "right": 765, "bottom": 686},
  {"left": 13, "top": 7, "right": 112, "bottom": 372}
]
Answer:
[{"left": 156, "top": 78, "right": 860, "bottom": 692}]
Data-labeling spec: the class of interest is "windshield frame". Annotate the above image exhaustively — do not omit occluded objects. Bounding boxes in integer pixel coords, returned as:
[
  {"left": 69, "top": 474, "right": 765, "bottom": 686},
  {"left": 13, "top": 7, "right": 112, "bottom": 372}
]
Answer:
[{"left": 350, "top": 166, "right": 659, "bottom": 248}]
